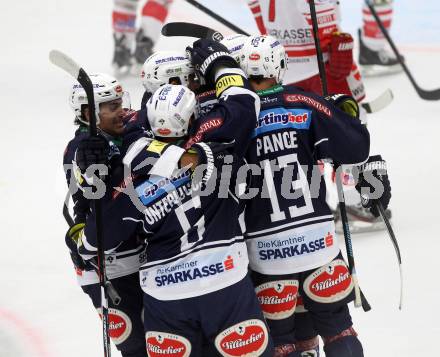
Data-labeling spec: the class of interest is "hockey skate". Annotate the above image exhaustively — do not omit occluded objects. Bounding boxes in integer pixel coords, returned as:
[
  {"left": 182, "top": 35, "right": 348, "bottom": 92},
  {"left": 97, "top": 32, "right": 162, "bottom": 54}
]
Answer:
[
  {"left": 112, "top": 33, "right": 132, "bottom": 76},
  {"left": 358, "top": 29, "right": 403, "bottom": 77},
  {"left": 131, "top": 29, "right": 154, "bottom": 76},
  {"left": 334, "top": 202, "right": 392, "bottom": 234}
]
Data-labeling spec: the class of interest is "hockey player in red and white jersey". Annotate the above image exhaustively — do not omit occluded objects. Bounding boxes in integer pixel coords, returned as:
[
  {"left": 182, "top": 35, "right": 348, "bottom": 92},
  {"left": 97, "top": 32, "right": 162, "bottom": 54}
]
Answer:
[
  {"left": 246, "top": 0, "right": 365, "bottom": 102},
  {"left": 359, "top": 0, "right": 403, "bottom": 76},
  {"left": 112, "top": 0, "right": 173, "bottom": 75}
]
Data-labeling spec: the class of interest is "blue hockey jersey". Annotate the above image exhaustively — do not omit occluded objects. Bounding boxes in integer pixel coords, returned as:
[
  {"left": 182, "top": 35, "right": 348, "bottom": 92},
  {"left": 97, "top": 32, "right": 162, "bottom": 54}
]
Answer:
[
  {"left": 81, "top": 69, "right": 261, "bottom": 300},
  {"left": 244, "top": 84, "right": 370, "bottom": 274},
  {"left": 63, "top": 111, "right": 153, "bottom": 284}
]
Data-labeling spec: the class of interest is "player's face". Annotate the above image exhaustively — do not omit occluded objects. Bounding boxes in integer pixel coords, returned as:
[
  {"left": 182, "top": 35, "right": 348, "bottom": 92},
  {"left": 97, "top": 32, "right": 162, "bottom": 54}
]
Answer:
[
  {"left": 98, "top": 99, "right": 124, "bottom": 136},
  {"left": 188, "top": 73, "right": 200, "bottom": 91}
]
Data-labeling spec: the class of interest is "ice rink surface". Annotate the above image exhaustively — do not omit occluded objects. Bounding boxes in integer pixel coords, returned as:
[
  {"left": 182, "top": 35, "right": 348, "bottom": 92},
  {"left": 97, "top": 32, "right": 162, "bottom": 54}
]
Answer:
[{"left": 0, "top": 0, "right": 439, "bottom": 356}]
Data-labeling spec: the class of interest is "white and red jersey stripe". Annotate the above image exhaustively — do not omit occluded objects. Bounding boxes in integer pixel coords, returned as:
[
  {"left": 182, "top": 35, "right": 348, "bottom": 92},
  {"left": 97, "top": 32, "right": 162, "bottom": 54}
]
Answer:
[
  {"left": 113, "top": 0, "right": 138, "bottom": 33},
  {"left": 362, "top": 1, "right": 394, "bottom": 51},
  {"left": 248, "top": 0, "right": 268, "bottom": 34},
  {"left": 139, "top": 0, "right": 173, "bottom": 42},
  {"left": 112, "top": 0, "right": 172, "bottom": 42},
  {"left": 247, "top": 0, "right": 341, "bottom": 83}
]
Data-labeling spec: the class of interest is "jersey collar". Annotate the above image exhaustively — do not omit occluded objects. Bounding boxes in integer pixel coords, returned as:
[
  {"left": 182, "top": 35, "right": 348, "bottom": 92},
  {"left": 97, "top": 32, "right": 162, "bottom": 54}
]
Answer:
[{"left": 256, "top": 84, "right": 284, "bottom": 96}]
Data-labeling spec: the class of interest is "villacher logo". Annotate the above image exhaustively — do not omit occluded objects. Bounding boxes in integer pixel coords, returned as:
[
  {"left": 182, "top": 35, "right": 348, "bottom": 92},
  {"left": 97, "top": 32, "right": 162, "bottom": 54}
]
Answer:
[
  {"left": 146, "top": 331, "right": 191, "bottom": 357},
  {"left": 97, "top": 308, "right": 132, "bottom": 345},
  {"left": 303, "top": 259, "right": 354, "bottom": 303},
  {"left": 255, "top": 280, "right": 299, "bottom": 320},
  {"left": 215, "top": 319, "right": 268, "bottom": 357}
]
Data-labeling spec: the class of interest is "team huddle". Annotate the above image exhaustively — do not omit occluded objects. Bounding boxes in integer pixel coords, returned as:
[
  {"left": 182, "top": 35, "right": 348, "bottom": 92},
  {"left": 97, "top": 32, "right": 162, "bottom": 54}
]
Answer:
[{"left": 62, "top": 2, "right": 394, "bottom": 357}]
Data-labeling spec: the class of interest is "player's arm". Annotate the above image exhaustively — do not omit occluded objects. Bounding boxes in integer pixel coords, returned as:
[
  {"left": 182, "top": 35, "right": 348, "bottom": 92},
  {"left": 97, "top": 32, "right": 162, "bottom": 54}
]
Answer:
[
  {"left": 63, "top": 138, "right": 91, "bottom": 270},
  {"left": 355, "top": 155, "right": 391, "bottom": 216},
  {"left": 310, "top": 93, "right": 370, "bottom": 165},
  {"left": 308, "top": 93, "right": 391, "bottom": 214},
  {"left": 304, "top": 92, "right": 391, "bottom": 216},
  {"left": 63, "top": 136, "right": 91, "bottom": 223},
  {"left": 327, "top": 31, "right": 354, "bottom": 81},
  {"left": 208, "top": 67, "right": 260, "bottom": 156},
  {"left": 185, "top": 39, "right": 260, "bottom": 159},
  {"left": 69, "top": 132, "right": 144, "bottom": 258},
  {"left": 78, "top": 192, "right": 141, "bottom": 260}
]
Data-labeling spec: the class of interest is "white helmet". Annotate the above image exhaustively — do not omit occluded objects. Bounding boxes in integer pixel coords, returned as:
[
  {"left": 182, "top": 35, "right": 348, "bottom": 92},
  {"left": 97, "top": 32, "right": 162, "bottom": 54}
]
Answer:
[
  {"left": 69, "top": 73, "right": 125, "bottom": 125},
  {"left": 147, "top": 85, "right": 196, "bottom": 138},
  {"left": 141, "top": 51, "right": 194, "bottom": 94},
  {"left": 220, "top": 34, "right": 248, "bottom": 64},
  {"left": 240, "top": 35, "right": 288, "bottom": 83}
]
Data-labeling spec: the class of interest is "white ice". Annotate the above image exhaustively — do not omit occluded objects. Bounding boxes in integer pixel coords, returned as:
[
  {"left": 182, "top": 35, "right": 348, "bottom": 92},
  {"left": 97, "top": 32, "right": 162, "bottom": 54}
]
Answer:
[{"left": 0, "top": 0, "right": 439, "bottom": 356}]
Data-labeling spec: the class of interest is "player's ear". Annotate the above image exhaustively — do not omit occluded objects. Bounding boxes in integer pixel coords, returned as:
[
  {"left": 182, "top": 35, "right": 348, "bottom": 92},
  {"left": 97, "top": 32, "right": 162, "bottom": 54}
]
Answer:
[{"left": 82, "top": 107, "right": 90, "bottom": 123}]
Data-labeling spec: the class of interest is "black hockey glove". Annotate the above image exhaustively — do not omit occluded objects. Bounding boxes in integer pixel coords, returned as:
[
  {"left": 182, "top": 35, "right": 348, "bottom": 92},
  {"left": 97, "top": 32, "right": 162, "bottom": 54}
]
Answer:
[
  {"left": 76, "top": 135, "right": 109, "bottom": 172},
  {"left": 186, "top": 39, "right": 239, "bottom": 85},
  {"left": 355, "top": 155, "right": 391, "bottom": 217},
  {"left": 325, "top": 93, "right": 360, "bottom": 120},
  {"left": 65, "top": 223, "right": 86, "bottom": 270}
]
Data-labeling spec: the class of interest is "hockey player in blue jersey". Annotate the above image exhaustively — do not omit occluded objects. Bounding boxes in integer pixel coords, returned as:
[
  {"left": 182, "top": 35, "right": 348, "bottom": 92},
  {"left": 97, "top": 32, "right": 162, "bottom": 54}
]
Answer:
[
  {"left": 75, "top": 39, "right": 274, "bottom": 356},
  {"left": 238, "top": 35, "right": 391, "bottom": 357},
  {"left": 140, "top": 50, "right": 195, "bottom": 108},
  {"left": 63, "top": 73, "right": 148, "bottom": 357}
]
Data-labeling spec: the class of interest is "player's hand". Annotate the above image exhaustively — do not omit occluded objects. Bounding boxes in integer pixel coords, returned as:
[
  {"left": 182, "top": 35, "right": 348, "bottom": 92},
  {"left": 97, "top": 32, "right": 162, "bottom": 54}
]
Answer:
[
  {"left": 328, "top": 31, "right": 354, "bottom": 80},
  {"left": 65, "top": 223, "right": 86, "bottom": 270},
  {"left": 186, "top": 39, "right": 238, "bottom": 85},
  {"left": 179, "top": 151, "right": 199, "bottom": 171},
  {"left": 325, "top": 94, "right": 360, "bottom": 119},
  {"left": 355, "top": 155, "right": 391, "bottom": 217},
  {"left": 76, "top": 135, "right": 109, "bottom": 172}
]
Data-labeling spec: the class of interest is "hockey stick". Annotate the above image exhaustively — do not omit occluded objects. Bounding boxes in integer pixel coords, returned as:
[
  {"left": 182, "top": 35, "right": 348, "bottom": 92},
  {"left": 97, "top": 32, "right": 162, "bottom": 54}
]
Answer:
[
  {"left": 183, "top": 0, "right": 249, "bottom": 36},
  {"left": 365, "top": 0, "right": 440, "bottom": 101},
  {"left": 308, "top": 1, "right": 328, "bottom": 96},
  {"left": 162, "top": 22, "right": 224, "bottom": 41},
  {"left": 335, "top": 168, "right": 371, "bottom": 312},
  {"left": 361, "top": 89, "right": 393, "bottom": 114},
  {"left": 308, "top": 0, "right": 371, "bottom": 311},
  {"left": 375, "top": 202, "right": 403, "bottom": 310},
  {"left": 50, "top": 50, "right": 112, "bottom": 357}
]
